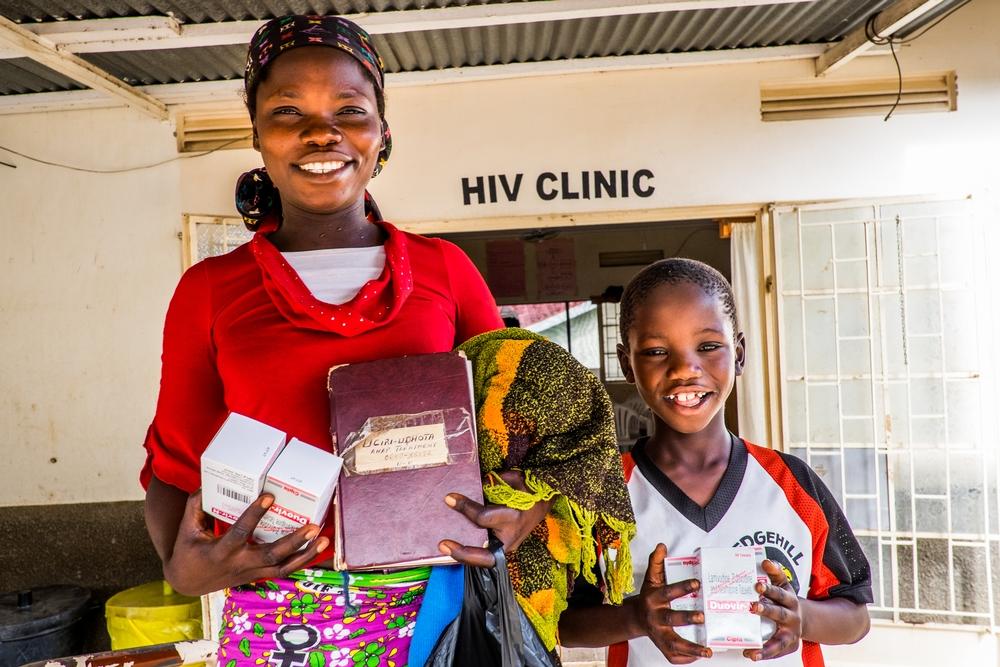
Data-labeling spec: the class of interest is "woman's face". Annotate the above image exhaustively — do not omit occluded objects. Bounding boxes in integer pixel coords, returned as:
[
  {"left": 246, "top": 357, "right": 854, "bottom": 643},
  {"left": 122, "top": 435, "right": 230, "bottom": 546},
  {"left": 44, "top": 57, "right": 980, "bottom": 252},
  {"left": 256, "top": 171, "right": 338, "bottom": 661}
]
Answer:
[{"left": 252, "top": 46, "right": 382, "bottom": 216}]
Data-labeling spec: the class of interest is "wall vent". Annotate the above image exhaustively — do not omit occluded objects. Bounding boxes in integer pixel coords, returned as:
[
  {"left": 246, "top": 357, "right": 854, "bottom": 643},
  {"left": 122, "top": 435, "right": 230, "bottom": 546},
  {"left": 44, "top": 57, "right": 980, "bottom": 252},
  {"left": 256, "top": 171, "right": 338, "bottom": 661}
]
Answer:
[
  {"left": 176, "top": 112, "right": 253, "bottom": 153},
  {"left": 598, "top": 250, "right": 664, "bottom": 267},
  {"left": 760, "top": 71, "right": 956, "bottom": 122}
]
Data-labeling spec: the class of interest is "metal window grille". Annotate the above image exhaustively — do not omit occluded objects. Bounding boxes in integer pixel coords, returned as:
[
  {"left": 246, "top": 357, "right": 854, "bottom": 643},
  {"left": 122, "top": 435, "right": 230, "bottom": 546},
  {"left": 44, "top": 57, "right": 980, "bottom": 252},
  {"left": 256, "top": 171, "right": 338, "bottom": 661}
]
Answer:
[
  {"left": 599, "top": 302, "right": 626, "bottom": 382},
  {"left": 772, "top": 198, "right": 997, "bottom": 628},
  {"left": 182, "top": 215, "right": 253, "bottom": 268}
]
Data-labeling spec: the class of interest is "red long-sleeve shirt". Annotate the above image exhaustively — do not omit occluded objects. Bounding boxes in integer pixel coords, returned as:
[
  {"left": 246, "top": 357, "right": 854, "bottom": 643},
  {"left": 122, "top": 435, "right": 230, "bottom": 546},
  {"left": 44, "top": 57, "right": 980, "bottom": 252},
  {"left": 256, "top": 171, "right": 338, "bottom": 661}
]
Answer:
[{"left": 141, "top": 221, "right": 502, "bottom": 557}]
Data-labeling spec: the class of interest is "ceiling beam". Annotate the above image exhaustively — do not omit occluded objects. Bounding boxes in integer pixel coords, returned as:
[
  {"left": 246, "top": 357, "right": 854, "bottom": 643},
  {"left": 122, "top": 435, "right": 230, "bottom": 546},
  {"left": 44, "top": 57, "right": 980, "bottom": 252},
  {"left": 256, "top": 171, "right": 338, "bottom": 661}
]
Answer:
[
  {"left": 0, "top": 0, "right": 813, "bottom": 58},
  {"left": 0, "top": 15, "right": 168, "bottom": 119},
  {"left": 815, "top": 0, "right": 950, "bottom": 76},
  {"left": 0, "top": 43, "right": 831, "bottom": 116}
]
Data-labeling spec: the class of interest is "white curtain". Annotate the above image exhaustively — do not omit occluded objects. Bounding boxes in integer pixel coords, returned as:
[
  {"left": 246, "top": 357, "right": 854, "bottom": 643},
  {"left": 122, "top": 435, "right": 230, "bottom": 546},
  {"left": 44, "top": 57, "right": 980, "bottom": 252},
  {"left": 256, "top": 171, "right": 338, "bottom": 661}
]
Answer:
[{"left": 730, "top": 222, "right": 768, "bottom": 446}]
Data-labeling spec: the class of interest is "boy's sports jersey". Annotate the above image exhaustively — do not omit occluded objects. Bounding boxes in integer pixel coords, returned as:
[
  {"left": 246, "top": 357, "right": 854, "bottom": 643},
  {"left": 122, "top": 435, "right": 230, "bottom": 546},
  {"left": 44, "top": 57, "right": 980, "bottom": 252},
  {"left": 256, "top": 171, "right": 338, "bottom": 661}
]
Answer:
[{"left": 608, "top": 436, "right": 872, "bottom": 667}]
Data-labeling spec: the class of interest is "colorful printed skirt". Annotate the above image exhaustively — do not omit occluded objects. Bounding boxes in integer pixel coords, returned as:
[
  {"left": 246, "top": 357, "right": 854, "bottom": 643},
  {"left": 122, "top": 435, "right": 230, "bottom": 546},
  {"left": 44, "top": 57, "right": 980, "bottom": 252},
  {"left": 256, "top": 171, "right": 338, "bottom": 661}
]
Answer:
[{"left": 217, "top": 566, "right": 430, "bottom": 667}]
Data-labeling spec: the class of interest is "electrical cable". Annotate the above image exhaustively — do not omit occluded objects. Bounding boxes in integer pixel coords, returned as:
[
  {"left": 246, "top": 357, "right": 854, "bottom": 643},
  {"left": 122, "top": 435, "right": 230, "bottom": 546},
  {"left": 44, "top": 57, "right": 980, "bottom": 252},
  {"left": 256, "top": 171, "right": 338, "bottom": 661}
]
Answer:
[
  {"left": 670, "top": 227, "right": 714, "bottom": 258},
  {"left": 863, "top": 0, "right": 972, "bottom": 122},
  {"left": 0, "top": 133, "right": 252, "bottom": 173},
  {"left": 865, "top": 14, "right": 904, "bottom": 122}
]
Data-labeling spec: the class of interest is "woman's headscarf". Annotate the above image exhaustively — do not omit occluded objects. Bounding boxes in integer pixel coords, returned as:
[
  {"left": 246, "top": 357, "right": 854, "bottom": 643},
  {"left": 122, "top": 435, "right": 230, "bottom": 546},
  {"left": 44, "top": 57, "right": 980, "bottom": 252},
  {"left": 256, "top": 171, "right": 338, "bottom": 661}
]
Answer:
[{"left": 236, "top": 15, "right": 392, "bottom": 230}]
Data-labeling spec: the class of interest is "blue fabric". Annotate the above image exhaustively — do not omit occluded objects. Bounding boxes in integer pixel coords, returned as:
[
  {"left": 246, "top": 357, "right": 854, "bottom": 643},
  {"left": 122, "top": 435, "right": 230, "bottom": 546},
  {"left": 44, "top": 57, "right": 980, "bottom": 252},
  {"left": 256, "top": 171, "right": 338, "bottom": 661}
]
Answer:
[{"left": 408, "top": 564, "right": 464, "bottom": 666}]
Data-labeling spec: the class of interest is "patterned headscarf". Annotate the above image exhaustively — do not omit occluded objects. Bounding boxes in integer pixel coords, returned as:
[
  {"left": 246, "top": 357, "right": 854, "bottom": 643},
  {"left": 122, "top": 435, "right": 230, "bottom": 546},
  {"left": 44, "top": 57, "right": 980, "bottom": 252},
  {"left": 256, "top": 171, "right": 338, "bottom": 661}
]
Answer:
[{"left": 237, "top": 15, "right": 392, "bottom": 229}]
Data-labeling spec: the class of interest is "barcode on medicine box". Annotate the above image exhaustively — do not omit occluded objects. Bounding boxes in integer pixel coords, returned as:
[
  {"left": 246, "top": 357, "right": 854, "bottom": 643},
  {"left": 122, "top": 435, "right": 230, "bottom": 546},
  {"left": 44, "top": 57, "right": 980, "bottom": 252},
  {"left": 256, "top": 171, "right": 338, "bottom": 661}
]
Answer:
[{"left": 218, "top": 485, "right": 251, "bottom": 504}]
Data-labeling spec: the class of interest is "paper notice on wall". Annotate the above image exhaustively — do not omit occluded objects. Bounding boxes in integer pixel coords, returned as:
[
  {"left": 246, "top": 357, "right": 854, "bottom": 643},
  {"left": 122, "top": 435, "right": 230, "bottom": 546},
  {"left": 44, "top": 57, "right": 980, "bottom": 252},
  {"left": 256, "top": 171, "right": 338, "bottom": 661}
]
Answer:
[
  {"left": 537, "top": 237, "right": 577, "bottom": 298},
  {"left": 486, "top": 239, "right": 527, "bottom": 298}
]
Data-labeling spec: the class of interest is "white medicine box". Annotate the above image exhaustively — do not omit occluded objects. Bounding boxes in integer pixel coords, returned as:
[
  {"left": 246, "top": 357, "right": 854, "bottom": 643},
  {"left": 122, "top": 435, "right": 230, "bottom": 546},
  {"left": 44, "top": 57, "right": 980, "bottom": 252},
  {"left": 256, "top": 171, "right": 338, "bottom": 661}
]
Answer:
[
  {"left": 254, "top": 438, "right": 344, "bottom": 543},
  {"left": 200, "top": 412, "right": 285, "bottom": 525}
]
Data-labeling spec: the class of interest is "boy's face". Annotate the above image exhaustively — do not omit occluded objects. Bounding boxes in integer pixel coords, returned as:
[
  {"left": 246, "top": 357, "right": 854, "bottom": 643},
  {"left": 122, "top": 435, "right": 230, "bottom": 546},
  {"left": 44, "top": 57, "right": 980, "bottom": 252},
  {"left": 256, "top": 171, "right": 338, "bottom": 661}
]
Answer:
[{"left": 617, "top": 282, "right": 745, "bottom": 436}]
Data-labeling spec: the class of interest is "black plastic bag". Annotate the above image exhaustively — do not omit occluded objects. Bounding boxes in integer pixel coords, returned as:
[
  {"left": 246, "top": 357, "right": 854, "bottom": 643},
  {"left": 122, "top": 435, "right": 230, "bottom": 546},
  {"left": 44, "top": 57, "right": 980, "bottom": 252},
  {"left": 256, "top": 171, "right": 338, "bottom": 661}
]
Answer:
[{"left": 426, "top": 545, "right": 555, "bottom": 667}]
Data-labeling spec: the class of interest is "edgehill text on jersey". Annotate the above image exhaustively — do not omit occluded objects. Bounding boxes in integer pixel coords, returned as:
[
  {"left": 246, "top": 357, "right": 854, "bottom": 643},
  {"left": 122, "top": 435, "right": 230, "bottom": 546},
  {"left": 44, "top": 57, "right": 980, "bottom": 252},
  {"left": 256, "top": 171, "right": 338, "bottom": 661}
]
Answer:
[{"left": 461, "top": 169, "right": 656, "bottom": 205}]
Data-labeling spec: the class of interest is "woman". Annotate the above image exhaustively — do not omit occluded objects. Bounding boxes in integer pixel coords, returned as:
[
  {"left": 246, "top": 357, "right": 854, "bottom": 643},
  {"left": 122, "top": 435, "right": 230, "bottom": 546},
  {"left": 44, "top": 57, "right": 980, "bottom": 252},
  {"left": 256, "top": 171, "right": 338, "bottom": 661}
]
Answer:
[{"left": 141, "top": 15, "right": 550, "bottom": 665}]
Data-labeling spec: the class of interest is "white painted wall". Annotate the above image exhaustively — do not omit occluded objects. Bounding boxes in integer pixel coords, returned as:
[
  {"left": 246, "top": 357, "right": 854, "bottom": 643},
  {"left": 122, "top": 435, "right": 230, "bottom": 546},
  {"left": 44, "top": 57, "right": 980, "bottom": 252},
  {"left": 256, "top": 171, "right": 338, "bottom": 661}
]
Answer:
[
  {"left": 0, "top": 108, "right": 180, "bottom": 505},
  {"left": 181, "top": 1, "right": 999, "bottom": 224},
  {"left": 826, "top": 623, "right": 999, "bottom": 667}
]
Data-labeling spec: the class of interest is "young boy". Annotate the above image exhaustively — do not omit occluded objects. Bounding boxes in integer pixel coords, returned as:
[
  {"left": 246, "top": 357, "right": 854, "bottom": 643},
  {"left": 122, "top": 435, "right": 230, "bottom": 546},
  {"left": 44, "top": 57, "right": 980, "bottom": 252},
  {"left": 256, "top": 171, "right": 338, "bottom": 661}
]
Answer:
[{"left": 559, "top": 258, "right": 872, "bottom": 665}]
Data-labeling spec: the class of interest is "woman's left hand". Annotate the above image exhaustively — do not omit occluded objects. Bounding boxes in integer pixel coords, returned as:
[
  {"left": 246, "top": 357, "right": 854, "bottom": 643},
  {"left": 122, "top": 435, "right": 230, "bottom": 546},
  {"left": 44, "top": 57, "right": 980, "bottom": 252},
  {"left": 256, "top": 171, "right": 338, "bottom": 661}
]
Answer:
[
  {"left": 438, "top": 470, "right": 554, "bottom": 568},
  {"left": 744, "top": 559, "right": 802, "bottom": 661}
]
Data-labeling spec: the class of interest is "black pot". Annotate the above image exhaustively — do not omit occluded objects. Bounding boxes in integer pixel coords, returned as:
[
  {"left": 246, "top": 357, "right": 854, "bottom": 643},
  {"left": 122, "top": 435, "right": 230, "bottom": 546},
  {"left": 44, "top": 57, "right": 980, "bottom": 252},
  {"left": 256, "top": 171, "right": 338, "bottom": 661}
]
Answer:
[{"left": 0, "top": 586, "right": 91, "bottom": 666}]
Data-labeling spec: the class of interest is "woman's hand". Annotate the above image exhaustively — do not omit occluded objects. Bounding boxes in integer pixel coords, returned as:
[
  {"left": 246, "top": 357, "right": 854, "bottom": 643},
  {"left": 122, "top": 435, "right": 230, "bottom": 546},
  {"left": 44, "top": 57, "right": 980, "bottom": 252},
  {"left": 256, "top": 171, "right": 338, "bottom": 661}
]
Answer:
[
  {"left": 162, "top": 490, "right": 329, "bottom": 596},
  {"left": 438, "top": 470, "right": 553, "bottom": 568},
  {"left": 743, "top": 559, "right": 801, "bottom": 662},
  {"left": 635, "top": 544, "right": 711, "bottom": 664}
]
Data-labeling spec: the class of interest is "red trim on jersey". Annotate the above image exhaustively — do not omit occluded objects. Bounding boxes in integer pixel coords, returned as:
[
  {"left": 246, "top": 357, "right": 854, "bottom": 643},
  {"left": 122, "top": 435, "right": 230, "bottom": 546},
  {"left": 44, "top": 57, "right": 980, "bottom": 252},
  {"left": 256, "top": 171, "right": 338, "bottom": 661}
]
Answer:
[
  {"left": 622, "top": 451, "right": 636, "bottom": 483},
  {"left": 608, "top": 640, "right": 628, "bottom": 667},
  {"left": 802, "top": 640, "right": 825, "bottom": 667},
  {"left": 609, "top": 454, "right": 635, "bottom": 667},
  {"left": 745, "top": 443, "right": 839, "bottom": 600}
]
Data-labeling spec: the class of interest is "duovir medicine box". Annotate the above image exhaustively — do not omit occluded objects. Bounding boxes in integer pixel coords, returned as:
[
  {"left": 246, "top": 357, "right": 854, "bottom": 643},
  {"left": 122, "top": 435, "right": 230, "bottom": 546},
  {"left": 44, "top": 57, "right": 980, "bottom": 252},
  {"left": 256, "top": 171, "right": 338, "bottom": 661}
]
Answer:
[
  {"left": 253, "top": 438, "right": 344, "bottom": 544},
  {"left": 201, "top": 412, "right": 285, "bottom": 525},
  {"left": 666, "top": 546, "right": 774, "bottom": 651}
]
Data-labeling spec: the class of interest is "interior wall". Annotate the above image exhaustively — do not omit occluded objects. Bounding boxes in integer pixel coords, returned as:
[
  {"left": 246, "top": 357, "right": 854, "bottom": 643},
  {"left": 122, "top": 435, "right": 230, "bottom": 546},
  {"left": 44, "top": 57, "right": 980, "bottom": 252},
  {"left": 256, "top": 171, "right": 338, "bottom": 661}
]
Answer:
[
  {"left": 441, "top": 220, "right": 741, "bottom": 441},
  {"left": 441, "top": 220, "right": 731, "bottom": 305}
]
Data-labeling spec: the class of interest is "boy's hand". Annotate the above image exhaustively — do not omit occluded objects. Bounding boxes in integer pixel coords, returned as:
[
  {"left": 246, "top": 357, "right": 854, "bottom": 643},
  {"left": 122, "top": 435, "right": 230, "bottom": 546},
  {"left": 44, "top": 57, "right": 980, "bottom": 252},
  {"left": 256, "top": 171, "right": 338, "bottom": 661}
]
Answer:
[
  {"left": 634, "top": 543, "right": 711, "bottom": 664},
  {"left": 744, "top": 559, "right": 801, "bottom": 661}
]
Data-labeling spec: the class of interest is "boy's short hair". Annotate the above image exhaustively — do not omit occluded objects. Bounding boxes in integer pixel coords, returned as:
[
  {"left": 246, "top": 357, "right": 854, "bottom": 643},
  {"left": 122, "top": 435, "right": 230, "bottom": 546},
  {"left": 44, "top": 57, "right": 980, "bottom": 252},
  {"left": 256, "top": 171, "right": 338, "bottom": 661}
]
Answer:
[{"left": 618, "top": 258, "right": 739, "bottom": 347}]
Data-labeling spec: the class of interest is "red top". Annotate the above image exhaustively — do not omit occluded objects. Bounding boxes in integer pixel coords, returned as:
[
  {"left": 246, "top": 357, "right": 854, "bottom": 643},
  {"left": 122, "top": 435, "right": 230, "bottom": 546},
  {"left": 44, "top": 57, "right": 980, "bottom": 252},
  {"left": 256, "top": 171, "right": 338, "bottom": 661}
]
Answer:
[{"left": 141, "top": 221, "right": 502, "bottom": 558}]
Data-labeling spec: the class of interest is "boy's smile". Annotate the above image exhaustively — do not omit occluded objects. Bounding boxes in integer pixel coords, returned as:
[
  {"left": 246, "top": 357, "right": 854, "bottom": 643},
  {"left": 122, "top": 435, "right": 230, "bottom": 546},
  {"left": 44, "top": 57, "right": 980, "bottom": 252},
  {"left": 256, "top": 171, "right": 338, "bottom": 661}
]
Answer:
[{"left": 618, "top": 282, "right": 745, "bottom": 436}]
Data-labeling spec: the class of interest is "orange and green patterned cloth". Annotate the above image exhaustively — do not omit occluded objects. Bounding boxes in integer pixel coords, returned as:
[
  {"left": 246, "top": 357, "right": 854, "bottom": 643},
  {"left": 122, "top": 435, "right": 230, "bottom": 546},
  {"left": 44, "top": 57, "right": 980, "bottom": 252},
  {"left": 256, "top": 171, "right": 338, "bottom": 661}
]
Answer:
[{"left": 457, "top": 328, "right": 637, "bottom": 649}]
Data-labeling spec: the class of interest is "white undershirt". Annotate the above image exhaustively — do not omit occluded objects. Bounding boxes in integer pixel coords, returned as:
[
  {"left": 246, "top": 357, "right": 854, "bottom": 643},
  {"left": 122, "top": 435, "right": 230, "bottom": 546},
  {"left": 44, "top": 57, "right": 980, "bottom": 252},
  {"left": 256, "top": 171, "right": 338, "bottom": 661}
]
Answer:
[{"left": 281, "top": 245, "right": 386, "bottom": 305}]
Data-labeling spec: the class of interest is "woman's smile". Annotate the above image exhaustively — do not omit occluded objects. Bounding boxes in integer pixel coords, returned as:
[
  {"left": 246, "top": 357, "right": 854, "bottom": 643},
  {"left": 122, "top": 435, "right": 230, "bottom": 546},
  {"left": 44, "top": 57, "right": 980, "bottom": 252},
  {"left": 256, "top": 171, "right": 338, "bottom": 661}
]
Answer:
[{"left": 296, "top": 160, "right": 347, "bottom": 175}]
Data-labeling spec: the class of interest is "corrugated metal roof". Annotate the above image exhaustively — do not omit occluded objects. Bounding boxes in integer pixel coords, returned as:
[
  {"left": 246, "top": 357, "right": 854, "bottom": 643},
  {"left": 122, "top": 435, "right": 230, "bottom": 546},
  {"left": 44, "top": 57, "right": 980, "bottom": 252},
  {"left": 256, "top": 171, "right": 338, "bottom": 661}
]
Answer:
[
  {"left": 82, "top": 45, "right": 245, "bottom": 86},
  {"left": 374, "top": 0, "right": 903, "bottom": 71},
  {"left": 0, "top": 0, "right": 972, "bottom": 97},
  {"left": 0, "top": 58, "right": 84, "bottom": 94},
  {"left": 2, "top": 0, "right": 505, "bottom": 24}
]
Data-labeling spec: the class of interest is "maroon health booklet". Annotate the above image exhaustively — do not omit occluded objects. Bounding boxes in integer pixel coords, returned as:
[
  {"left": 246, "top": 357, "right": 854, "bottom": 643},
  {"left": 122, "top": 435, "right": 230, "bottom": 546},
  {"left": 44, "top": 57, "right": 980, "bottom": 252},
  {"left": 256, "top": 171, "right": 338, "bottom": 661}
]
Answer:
[{"left": 328, "top": 351, "right": 488, "bottom": 570}]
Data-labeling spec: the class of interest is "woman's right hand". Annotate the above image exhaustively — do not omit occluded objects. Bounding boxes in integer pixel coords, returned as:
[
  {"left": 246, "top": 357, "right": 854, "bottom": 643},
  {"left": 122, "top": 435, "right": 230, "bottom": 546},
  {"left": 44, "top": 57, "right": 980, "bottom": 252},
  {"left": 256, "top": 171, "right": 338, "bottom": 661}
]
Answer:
[
  {"left": 162, "top": 489, "right": 328, "bottom": 596},
  {"left": 633, "top": 543, "right": 712, "bottom": 664}
]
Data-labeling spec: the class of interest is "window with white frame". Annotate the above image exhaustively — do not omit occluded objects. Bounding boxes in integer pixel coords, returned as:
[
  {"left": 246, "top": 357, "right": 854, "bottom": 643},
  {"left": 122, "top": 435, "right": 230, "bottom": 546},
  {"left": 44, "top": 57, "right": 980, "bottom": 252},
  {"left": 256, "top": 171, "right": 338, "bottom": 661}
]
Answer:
[
  {"left": 772, "top": 198, "right": 997, "bottom": 627},
  {"left": 182, "top": 215, "right": 253, "bottom": 269}
]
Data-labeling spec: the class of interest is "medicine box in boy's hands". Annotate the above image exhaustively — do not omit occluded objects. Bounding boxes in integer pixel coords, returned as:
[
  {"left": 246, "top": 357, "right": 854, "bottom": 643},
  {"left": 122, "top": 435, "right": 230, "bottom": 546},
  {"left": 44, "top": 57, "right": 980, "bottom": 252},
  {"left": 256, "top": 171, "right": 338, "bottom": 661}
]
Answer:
[
  {"left": 254, "top": 438, "right": 344, "bottom": 543},
  {"left": 700, "top": 546, "right": 763, "bottom": 650},
  {"left": 665, "top": 554, "right": 703, "bottom": 646},
  {"left": 666, "top": 546, "right": 769, "bottom": 651},
  {"left": 201, "top": 412, "right": 285, "bottom": 525}
]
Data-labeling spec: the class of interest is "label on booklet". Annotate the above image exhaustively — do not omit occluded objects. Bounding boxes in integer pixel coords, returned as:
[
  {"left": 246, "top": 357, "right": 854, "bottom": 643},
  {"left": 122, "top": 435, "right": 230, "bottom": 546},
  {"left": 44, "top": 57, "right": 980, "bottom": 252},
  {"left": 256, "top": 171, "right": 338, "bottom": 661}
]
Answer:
[{"left": 353, "top": 422, "right": 449, "bottom": 473}]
